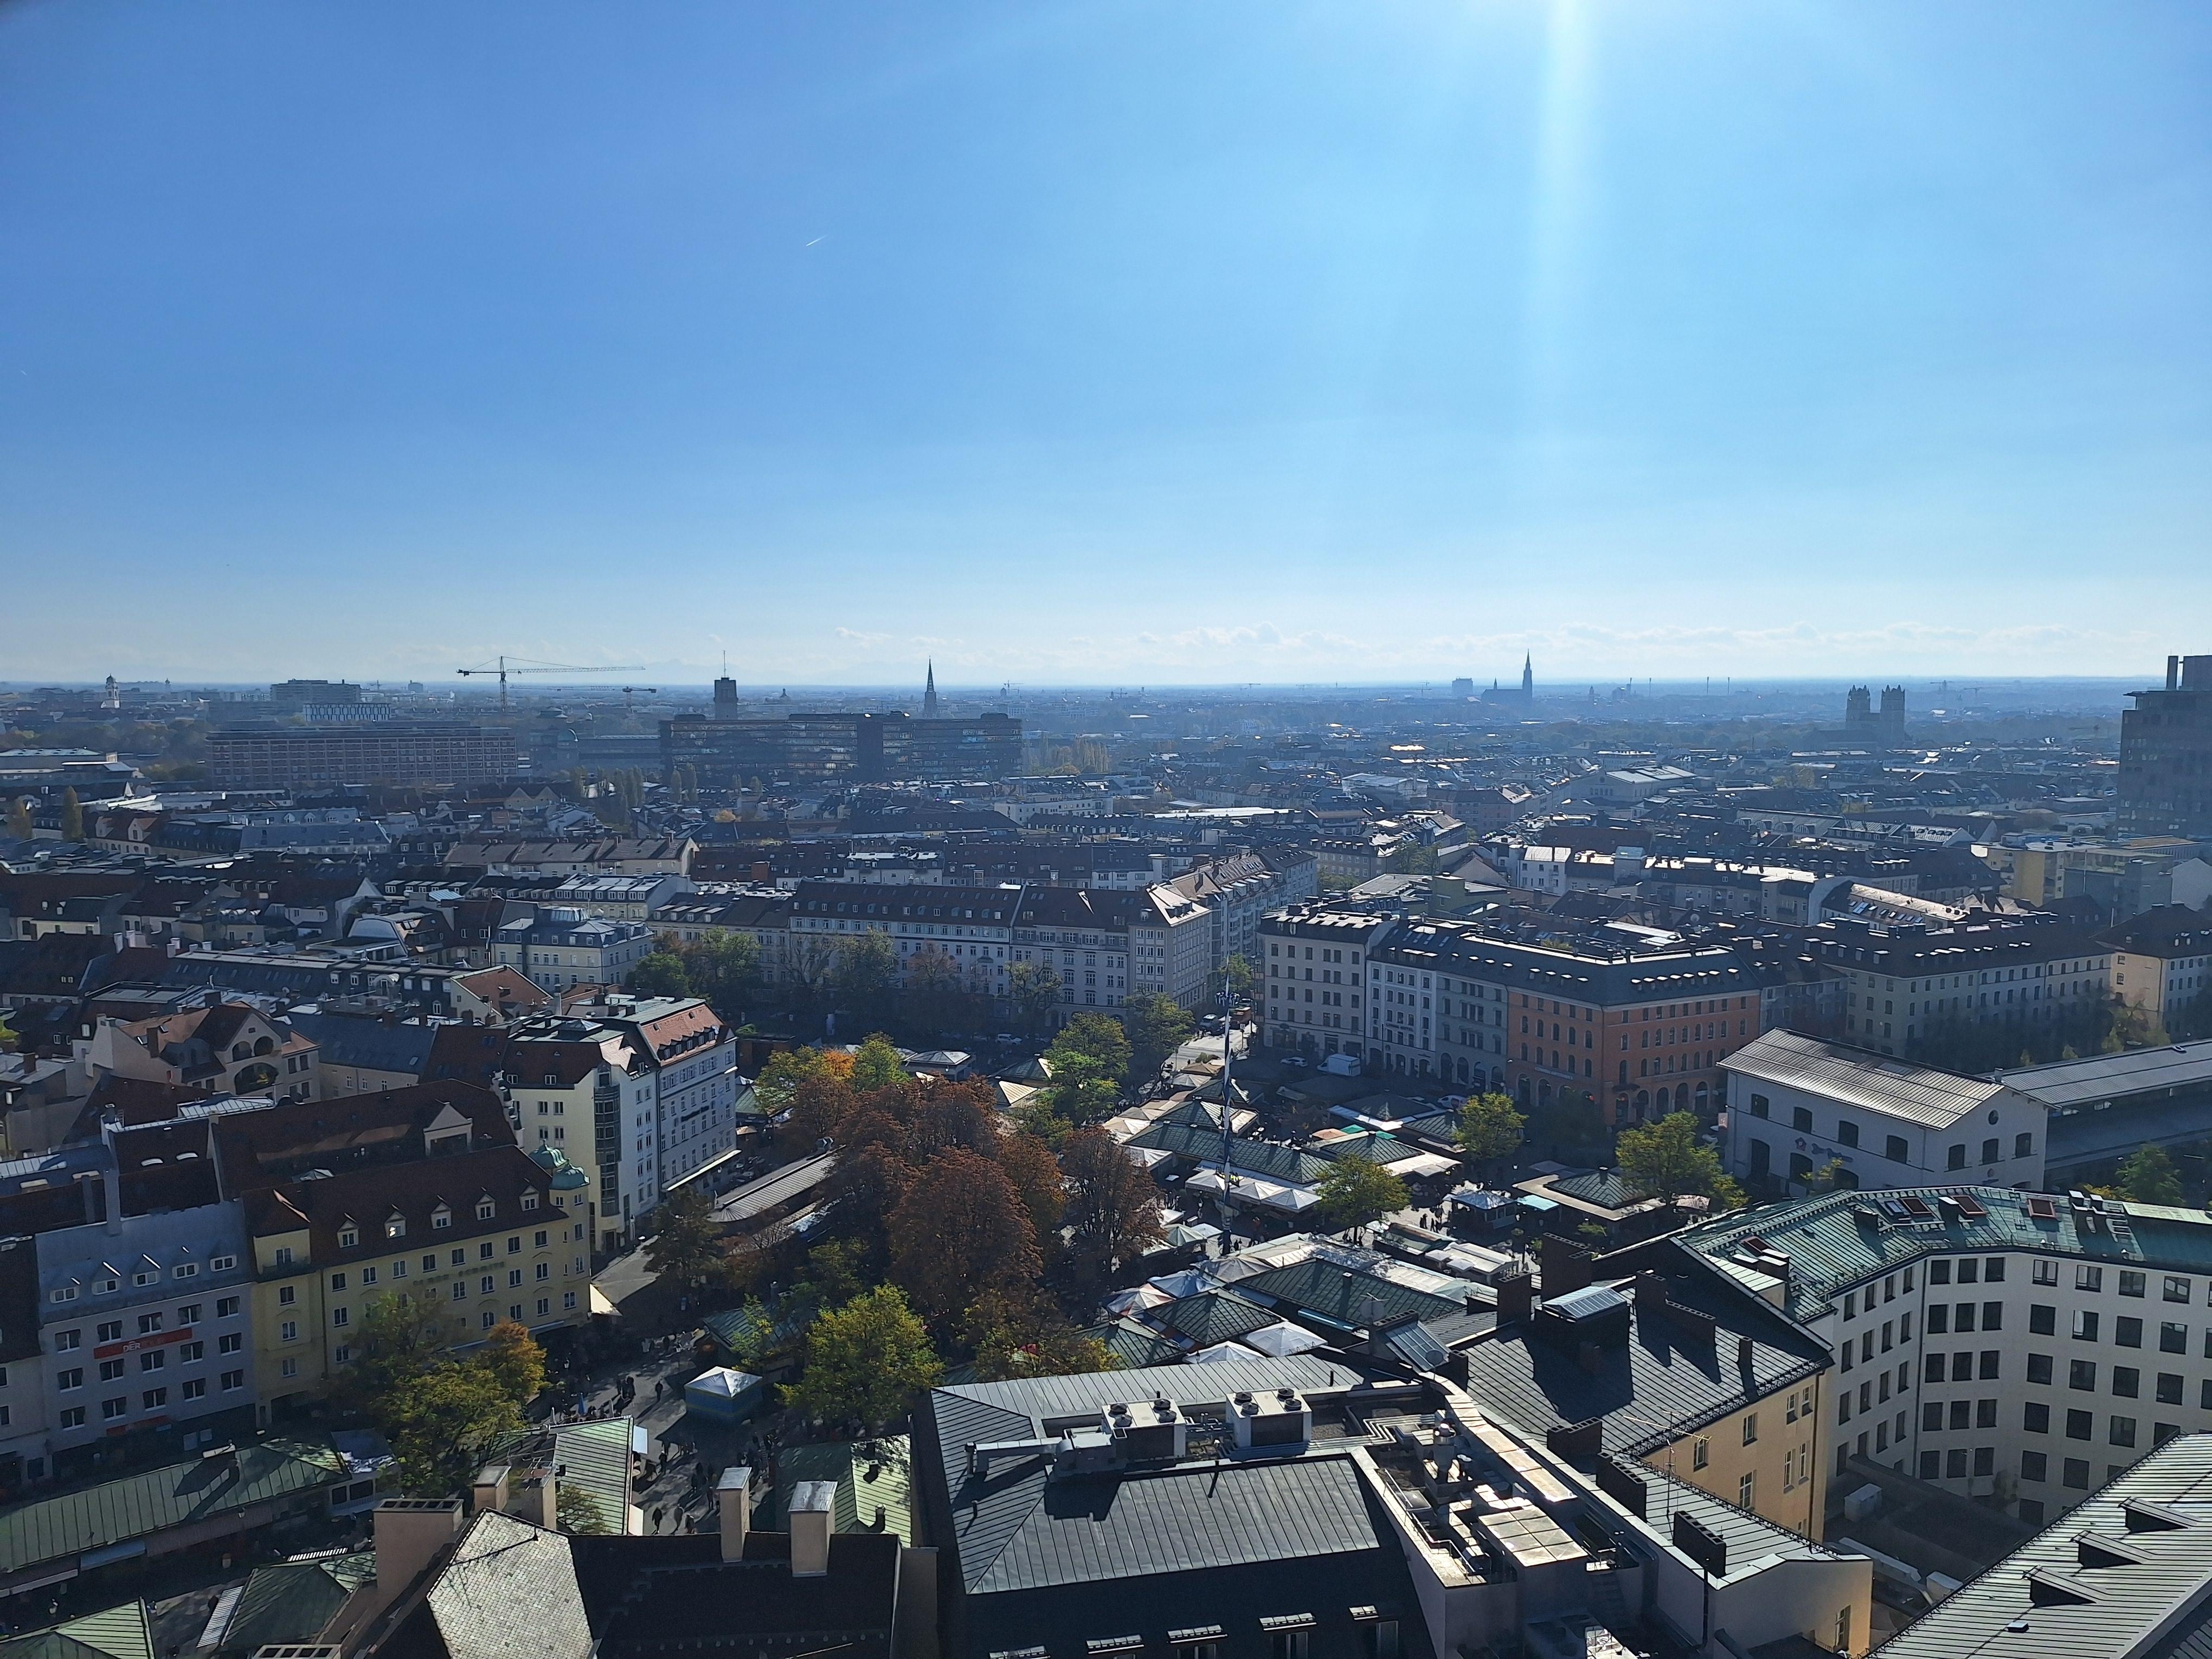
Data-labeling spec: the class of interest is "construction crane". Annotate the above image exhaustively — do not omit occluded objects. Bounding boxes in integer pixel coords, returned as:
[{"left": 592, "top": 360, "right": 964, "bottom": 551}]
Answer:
[{"left": 456, "top": 657, "right": 646, "bottom": 712}]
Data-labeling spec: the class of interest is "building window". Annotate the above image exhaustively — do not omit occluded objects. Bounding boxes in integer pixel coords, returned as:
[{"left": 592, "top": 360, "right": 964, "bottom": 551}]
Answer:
[{"left": 1738, "top": 1472, "right": 1756, "bottom": 1508}]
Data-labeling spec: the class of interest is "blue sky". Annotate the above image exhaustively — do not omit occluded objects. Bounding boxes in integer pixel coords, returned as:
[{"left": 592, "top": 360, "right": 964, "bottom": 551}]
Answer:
[{"left": 3, "top": 1, "right": 2207, "bottom": 686}]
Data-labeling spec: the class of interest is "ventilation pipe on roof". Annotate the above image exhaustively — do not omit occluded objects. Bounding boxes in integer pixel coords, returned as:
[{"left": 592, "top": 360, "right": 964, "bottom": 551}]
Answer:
[{"left": 717, "top": 1467, "right": 751, "bottom": 1561}]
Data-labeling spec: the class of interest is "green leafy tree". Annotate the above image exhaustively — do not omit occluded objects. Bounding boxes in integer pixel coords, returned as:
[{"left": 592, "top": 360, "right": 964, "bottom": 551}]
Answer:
[
  {"left": 629, "top": 951, "right": 691, "bottom": 998},
  {"left": 1040, "top": 1049, "right": 1121, "bottom": 1129},
  {"left": 385, "top": 1364, "right": 527, "bottom": 1496},
  {"left": 4, "top": 797, "right": 30, "bottom": 841},
  {"left": 1315, "top": 1153, "right": 1409, "bottom": 1231},
  {"left": 1530, "top": 1088, "right": 1610, "bottom": 1159},
  {"left": 2117, "top": 1144, "right": 2184, "bottom": 1206},
  {"left": 784, "top": 1285, "right": 942, "bottom": 1430},
  {"left": 963, "top": 1290, "right": 1121, "bottom": 1382},
  {"left": 1458, "top": 1092, "right": 1526, "bottom": 1172},
  {"left": 833, "top": 929, "right": 901, "bottom": 1030},
  {"left": 557, "top": 1485, "right": 616, "bottom": 1534},
  {"left": 0, "top": 1013, "right": 17, "bottom": 1053},
  {"left": 1222, "top": 954, "right": 1257, "bottom": 1001},
  {"left": 481, "top": 1320, "right": 546, "bottom": 1407},
  {"left": 1123, "top": 991, "right": 1193, "bottom": 1085},
  {"left": 342, "top": 1288, "right": 460, "bottom": 1414},
  {"left": 794, "top": 1237, "right": 869, "bottom": 1308},
  {"left": 2104, "top": 1001, "right": 2173, "bottom": 1053},
  {"left": 850, "top": 1032, "right": 908, "bottom": 1093},
  {"left": 58, "top": 787, "right": 82, "bottom": 843},
  {"left": 1007, "top": 961, "right": 1062, "bottom": 1037},
  {"left": 755, "top": 1047, "right": 844, "bottom": 1116},
  {"left": 1383, "top": 842, "right": 1437, "bottom": 876},
  {"left": 1052, "top": 1012, "right": 1133, "bottom": 1084},
  {"left": 678, "top": 931, "right": 761, "bottom": 1014},
  {"left": 1616, "top": 1113, "right": 1745, "bottom": 1211},
  {"left": 644, "top": 1185, "right": 730, "bottom": 1296}
]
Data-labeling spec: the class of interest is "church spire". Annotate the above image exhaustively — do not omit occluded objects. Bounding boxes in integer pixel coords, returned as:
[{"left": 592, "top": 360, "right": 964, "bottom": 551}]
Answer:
[
  {"left": 923, "top": 660, "right": 939, "bottom": 717},
  {"left": 1521, "top": 653, "right": 1534, "bottom": 700}
]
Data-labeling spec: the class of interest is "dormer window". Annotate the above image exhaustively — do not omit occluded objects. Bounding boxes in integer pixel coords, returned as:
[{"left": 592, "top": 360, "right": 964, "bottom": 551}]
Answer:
[
  {"left": 520, "top": 1191, "right": 539, "bottom": 1213},
  {"left": 432, "top": 1207, "right": 453, "bottom": 1230},
  {"left": 173, "top": 1262, "right": 198, "bottom": 1278},
  {"left": 95, "top": 1276, "right": 119, "bottom": 1295},
  {"left": 337, "top": 1225, "right": 359, "bottom": 1250},
  {"left": 476, "top": 1199, "right": 496, "bottom": 1221},
  {"left": 385, "top": 1215, "right": 406, "bottom": 1240}
]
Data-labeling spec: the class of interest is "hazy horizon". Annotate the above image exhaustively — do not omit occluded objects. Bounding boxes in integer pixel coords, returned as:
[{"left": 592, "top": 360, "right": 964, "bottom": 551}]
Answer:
[{"left": 5, "top": 2, "right": 2206, "bottom": 683}]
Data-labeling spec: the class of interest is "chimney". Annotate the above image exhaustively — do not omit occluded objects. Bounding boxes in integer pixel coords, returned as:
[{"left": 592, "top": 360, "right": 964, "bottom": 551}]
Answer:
[
  {"left": 535, "top": 1467, "right": 558, "bottom": 1529},
  {"left": 2170, "top": 655, "right": 2183, "bottom": 692},
  {"left": 1577, "top": 1341, "right": 1602, "bottom": 1375},
  {"left": 373, "top": 1499, "right": 464, "bottom": 1596},
  {"left": 97, "top": 1115, "right": 123, "bottom": 1236},
  {"left": 716, "top": 1467, "right": 753, "bottom": 1561},
  {"left": 1737, "top": 1335, "right": 1755, "bottom": 1375},
  {"left": 471, "top": 1464, "right": 510, "bottom": 1514},
  {"left": 788, "top": 1480, "right": 835, "bottom": 1578},
  {"left": 1539, "top": 1236, "right": 1595, "bottom": 1298},
  {"left": 1495, "top": 1270, "right": 1534, "bottom": 1326}
]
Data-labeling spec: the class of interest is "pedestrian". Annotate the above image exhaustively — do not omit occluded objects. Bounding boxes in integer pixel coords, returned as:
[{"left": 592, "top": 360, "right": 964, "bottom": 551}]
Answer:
[
  {"left": 655, "top": 1378, "right": 665, "bottom": 1400},
  {"left": 652, "top": 1506, "right": 665, "bottom": 1532}
]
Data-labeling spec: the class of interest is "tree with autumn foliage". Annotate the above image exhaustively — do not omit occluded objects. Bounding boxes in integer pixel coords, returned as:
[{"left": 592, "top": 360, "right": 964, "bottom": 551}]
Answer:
[
  {"left": 962, "top": 1288, "right": 1118, "bottom": 1382},
  {"left": 1059, "top": 1125, "right": 1163, "bottom": 1277},
  {"left": 996, "top": 1130, "right": 1067, "bottom": 1250},
  {"left": 886, "top": 1148, "right": 1042, "bottom": 1328}
]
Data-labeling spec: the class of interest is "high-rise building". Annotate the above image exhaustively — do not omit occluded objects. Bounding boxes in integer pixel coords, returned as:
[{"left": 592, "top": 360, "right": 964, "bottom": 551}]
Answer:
[
  {"left": 209, "top": 722, "right": 515, "bottom": 788},
  {"left": 2120, "top": 653, "right": 2212, "bottom": 838}
]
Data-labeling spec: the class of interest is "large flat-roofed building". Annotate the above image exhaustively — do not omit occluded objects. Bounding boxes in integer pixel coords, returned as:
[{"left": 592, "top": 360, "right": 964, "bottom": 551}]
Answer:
[
  {"left": 210, "top": 723, "right": 515, "bottom": 789},
  {"left": 660, "top": 709, "right": 1021, "bottom": 786},
  {"left": 1722, "top": 1030, "right": 2047, "bottom": 1193},
  {"left": 2120, "top": 652, "right": 2212, "bottom": 838}
]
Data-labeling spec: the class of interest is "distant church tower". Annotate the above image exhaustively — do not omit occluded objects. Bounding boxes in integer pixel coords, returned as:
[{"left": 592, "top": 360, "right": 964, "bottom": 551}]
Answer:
[
  {"left": 922, "top": 661, "right": 940, "bottom": 718},
  {"left": 1521, "top": 654, "right": 1534, "bottom": 703}
]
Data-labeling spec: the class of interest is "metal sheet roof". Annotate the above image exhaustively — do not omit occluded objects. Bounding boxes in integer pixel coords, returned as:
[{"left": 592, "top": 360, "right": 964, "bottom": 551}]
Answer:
[
  {"left": 2000, "top": 1039, "right": 2212, "bottom": 1110},
  {"left": 1870, "top": 1432, "right": 2212, "bottom": 1659},
  {"left": 0, "top": 1442, "right": 343, "bottom": 1576},
  {"left": 1723, "top": 1030, "right": 2007, "bottom": 1129}
]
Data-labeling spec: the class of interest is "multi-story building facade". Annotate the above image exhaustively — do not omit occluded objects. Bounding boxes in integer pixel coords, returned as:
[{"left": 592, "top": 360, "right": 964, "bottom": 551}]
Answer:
[
  {"left": 504, "top": 1023, "right": 655, "bottom": 1251},
  {"left": 22, "top": 1163, "right": 256, "bottom": 1480},
  {"left": 1256, "top": 906, "right": 1396, "bottom": 1061},
  {"left": 1804, "top": 914, "right": 2111, "bottom": 1060},
  {"left": 787, "top": 880, "right": 1020, "bottom": 1011},
  {"left": 217, "top": 1086, "right": 589, "bottom": 1421},
  {"left": 2120, "top": 652, "right": 2212, "bottom": 839},
  {"left": 2104, "top": 904, "right": 2212, "bottom": 1028},
  {"left": 1685, "top": 1183, "right": 2212, "bottom": 1529},
  {"left": 492, "top": 907, "right": 655, "bottom": 992},
  {"left": 1167, "top": 849, "right": 1319, "bottom": 981},
  {"left": 558, "top": 994, "right": 739, "bottom": 1199},
  {"left": 209, "top": 723, "right": 515, "bottom": 790},
  {"left": 660, "top": 709, "right": 1021, "bottom": 787},
  {"left": 83, "top": 998, "right": 320, "bottom": 1103},
  {"left": 1722, "top": 1030, "right": 2048, "bottom": 1193}
]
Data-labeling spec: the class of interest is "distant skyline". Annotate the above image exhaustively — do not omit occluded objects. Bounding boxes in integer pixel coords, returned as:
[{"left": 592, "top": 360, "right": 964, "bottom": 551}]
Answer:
[{"left": 3, "top": 2, "right": 2207, "bottom": 684}]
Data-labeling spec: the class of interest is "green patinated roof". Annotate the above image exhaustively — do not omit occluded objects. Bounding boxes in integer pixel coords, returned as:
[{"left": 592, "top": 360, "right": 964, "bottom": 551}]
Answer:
[
  {"left": 0, "top": 1442, "right": 344, "bottom": 1576},
  {"left": 220, "top": 1551, "right": 374, "bottom": 1656},
  {"left": 0, "top": 1602, "right": 152, "bottom": 1659},
  {"left": 1127, "top": 1120, "right": 1330, "bottom": 1185},
  {"left": 1085, "top": 1318, "right": 1185, "bottom": 1369},
  {"left": 552, "top": 1417, "right": 635, "bottom": 1535},
  {"left": 700, "top": 1295, "right": 818, "bottom": 1366},
  {"left": 1231, "top": 1257, "right": 1469, "bottom": 1333},
  {"left": 1155, "top": 1288, "right": 1276, "bottom": 1347},
  {"left": 1680, "top": 1183, "right": 2212, "bottom": 1322},
  {"left": 758, "top": 1437, "right": 912, "bottom": 1545}
]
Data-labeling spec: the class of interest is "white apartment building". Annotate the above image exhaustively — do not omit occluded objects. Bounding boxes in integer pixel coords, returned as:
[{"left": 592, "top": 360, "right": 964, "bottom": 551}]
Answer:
[
  {"left": 493, "top": 906, "right": 655, "bottom": 992},
  {"left": 1256, "top": 907, "right": 1397, "bottom": 1058},
  {"left": 1803, "top": 915, "right": 2110, "bottom": 1060},
  {"left": 1724, "top": 1031, "right": 2047, "bottom": 1193},
  {"left": 1687, "top": 1184, "right": 2212, "bottom": 1529}
]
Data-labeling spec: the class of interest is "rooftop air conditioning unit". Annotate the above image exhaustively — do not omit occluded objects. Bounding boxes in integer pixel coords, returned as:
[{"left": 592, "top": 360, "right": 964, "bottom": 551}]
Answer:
[
  {"left": 1104, "top": 1396, "right": 1188, "bottom": 1462},
  {"left": 1229, "top": 1388, "right": 1312, "bottom": 1452}
]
